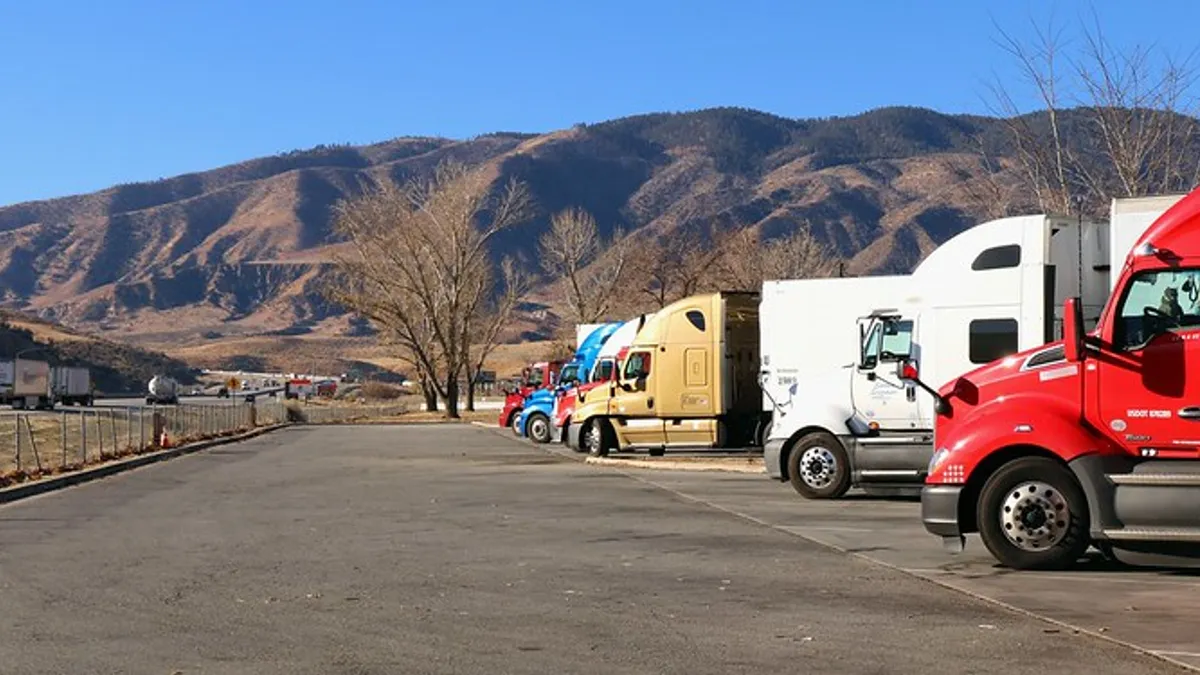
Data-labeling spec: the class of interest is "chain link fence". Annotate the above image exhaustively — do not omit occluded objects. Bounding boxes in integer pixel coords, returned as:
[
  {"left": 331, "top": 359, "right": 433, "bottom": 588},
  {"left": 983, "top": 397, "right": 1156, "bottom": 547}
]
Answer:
[{"left": 0, "top": 401, "right": 408, "bottom": 481}]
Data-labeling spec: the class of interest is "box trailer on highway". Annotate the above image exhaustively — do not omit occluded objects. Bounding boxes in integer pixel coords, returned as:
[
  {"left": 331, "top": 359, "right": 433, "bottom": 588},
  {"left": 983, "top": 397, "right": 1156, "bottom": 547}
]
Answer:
[
  {"left": 52, "top": 366, "right": 93, "bottom": 406},
  {"left": 12, "top": 358, "right": 53, "bottom": 410},
  {"left": 0, "top": 360, "right": 13, "bottom": 405}
]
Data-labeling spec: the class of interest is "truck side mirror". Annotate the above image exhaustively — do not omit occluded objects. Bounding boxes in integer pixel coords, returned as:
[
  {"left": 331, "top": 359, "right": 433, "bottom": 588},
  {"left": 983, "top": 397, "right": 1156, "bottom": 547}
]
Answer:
[
  {"left": 1063, "top": 297, "right": 1084, "bottom": 363},
  {"left": 896, "top": 358, "right": 919, "bottom": 382}
]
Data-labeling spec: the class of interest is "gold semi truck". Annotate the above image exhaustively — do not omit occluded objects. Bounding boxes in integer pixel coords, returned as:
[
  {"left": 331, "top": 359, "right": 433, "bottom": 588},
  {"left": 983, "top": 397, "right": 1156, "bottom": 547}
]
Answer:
[{"left": 566, "top": 291, "right": 767, "bottom": 456}]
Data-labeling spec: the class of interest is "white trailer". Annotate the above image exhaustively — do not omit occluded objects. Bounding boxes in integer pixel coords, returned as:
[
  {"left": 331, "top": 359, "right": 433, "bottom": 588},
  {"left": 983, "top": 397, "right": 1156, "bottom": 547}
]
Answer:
[
  {"left": 764, "top": 210, "right": 1127, "bottom": 499},
  {"left": 146, "top": 375, "right": 179, "bottom": 405},
  {"left": 0, "top": 360, "right": 13, "bottom": 404},
  {"left": 53, "top": 366, "right": 93, "bottom": 406},
  {"left": 12, "top": 359, "right": 53, "bottom": 410}
]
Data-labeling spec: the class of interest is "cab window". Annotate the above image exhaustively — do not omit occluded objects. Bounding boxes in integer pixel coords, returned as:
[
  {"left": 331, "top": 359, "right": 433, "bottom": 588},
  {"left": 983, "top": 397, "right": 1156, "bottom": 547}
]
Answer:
[
  {"left": 558, "top": 364, "right": 580, "bottom": 386},
  {"left": 860, "top": 320, "right": 913, "bottom": 369},
  {"left": 525, "top": 367, "right": 545, "bottom": 387},
  {"left": 1115, "top": 269, "right": 1200, "bottom": 350},
  {"left": 623, "top": 351, "right": 652, "bottom": 379},
  {"left": 594, "top": 359, "right": 614, "bottom": 381}
]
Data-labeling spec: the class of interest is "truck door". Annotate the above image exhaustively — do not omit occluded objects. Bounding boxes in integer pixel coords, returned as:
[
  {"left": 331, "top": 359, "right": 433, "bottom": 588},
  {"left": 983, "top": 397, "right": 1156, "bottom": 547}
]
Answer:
[
  {"left": 611, "top": 349, "right": 666, "bottom": 447},
  {"left": 851, "top": 315, "right": 922, "bottom": 429},
  {"left": 1097, "top": 268, "right": 1200, "bottom": 454}
]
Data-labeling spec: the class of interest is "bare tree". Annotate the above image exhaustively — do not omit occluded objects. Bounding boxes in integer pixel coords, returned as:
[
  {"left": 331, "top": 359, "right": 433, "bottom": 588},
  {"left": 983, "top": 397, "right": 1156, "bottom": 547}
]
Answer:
[
  {"left": 987, "top": 13, "right": 1200, "bottom": 216},
  {"left": 463, "top": 258, "right": 530, "bottom": 411},
  {"left": 538, "top": 207, "right": 631, "bottom": 323},
  {"left": 326, "top": 160, "right": 534, "bottom": 419},
  {"left": 717, "top": 226, "right": 842, "bottom": 289}
]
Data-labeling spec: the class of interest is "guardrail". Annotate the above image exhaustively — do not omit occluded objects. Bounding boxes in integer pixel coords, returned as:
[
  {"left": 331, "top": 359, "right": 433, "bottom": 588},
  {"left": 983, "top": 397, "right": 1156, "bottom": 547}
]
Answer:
[{"left": 0, "top": 401, "right": 408, "bottom": 482}]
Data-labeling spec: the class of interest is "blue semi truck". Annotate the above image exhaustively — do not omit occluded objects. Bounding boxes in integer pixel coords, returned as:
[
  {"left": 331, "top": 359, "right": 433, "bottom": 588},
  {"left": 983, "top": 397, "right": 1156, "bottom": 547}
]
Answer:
[{"left": 516, "top": 322, "right": 621, "bottom": 443}]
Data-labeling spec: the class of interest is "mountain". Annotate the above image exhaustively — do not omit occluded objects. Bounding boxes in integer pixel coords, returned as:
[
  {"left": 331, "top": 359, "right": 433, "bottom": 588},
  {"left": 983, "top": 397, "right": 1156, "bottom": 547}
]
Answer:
[{"left": 0, "top": 105, "right": 1192, "bottom": 362}]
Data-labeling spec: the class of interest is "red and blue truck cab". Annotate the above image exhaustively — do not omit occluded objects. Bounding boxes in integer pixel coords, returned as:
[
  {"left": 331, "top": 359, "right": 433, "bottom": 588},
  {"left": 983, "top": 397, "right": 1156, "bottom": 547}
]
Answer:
[
  {"left": 499, "top": 360, "right": 563, "bottom": 432},
  {"left": 907, "top": 186, "right": 1200, "bottom": 570}
]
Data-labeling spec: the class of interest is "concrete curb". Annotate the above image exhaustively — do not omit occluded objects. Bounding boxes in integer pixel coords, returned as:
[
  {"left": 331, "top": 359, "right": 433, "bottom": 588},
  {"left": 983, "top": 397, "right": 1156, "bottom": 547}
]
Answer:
[
  {"left": 0, "top": 423, "right": 289, "bottom": 506},
  {"left": 584, "top": 456, "right": 766, "bottom": 474}
]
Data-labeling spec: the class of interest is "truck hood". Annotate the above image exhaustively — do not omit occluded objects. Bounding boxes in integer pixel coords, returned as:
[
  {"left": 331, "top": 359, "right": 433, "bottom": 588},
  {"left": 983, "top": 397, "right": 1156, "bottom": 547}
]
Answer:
[{"left": 936, "top": 340, "right": 1070, "bottom": 414}]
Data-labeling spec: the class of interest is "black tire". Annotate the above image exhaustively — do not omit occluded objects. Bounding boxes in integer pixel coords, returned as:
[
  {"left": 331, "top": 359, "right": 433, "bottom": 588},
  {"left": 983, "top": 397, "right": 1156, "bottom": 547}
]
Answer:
[
  {"left": 977, "top": 456, "right": 1090, "bottom": 571},
  {"left": 526, "top": 412, "right": 552, "bottom": 444},
  {"left": 583, "top": 419, "right": 611, "bottom": 457},
  {"left": 509, "top": 411, "right": 522, "bottom": 435},
  {"left": 786, "top": 431, "right": 851, "bottom": 499}
]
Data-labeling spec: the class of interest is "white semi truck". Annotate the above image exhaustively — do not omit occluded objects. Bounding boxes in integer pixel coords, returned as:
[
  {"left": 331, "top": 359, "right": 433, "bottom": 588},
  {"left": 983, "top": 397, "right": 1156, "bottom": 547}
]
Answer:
[{"left": 762, "top": 197, "right": 1186, "bottom": 500}]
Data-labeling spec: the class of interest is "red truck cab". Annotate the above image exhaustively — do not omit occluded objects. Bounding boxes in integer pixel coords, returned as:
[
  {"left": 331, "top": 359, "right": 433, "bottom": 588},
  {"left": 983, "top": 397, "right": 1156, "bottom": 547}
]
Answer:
[
  {"left": 498, "top": 360, "right": 563, "bottom": 432},
  {"left": 911, "top": 187, "right": 1200, "bottom": 570},
  {"left": 552, "top": 347, "right": 628, "bottom": 444}
]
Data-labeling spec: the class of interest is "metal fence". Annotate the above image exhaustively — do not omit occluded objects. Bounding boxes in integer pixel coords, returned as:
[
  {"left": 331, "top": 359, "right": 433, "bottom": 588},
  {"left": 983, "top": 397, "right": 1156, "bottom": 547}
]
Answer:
[{"left": 0, "top": 401, "right": 408, "bottom": 479}]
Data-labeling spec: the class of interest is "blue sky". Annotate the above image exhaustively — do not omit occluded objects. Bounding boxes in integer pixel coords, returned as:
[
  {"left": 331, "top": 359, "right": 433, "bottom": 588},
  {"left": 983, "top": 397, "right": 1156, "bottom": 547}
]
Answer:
[{"left": 1, "top": 0, "right": 1197, "bottom": 206}]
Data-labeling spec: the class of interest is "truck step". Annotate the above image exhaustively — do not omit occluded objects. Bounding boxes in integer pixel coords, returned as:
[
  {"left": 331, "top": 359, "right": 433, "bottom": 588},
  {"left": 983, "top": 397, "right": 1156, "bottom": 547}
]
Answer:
[
  {"left": 856, "top": 434, "right": 932, "bottom": 446},
  {"left": 1108, "top": 473, "right": 1200, "bottom": 486},
  {"left": 1102, "top": 527, "right": 1200, "bottom": 542}
]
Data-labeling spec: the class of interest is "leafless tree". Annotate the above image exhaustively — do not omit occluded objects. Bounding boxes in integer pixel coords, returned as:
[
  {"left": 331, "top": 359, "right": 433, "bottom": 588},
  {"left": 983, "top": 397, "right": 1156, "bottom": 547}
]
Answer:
[
  {"left": 463, "top": 258, "right": 530, "bottom": 411},
  {"left": 326, "top": 160, "right": 534, "bottom": 418},
  {"left": 538, "top": 207, "right": 631, "bottom": 324},
  {"left": 987, "top": 13, "right": 1200, "bottom": 216},
  {"left": 716, "top": 226, "right": 842, "bottom": 290}
]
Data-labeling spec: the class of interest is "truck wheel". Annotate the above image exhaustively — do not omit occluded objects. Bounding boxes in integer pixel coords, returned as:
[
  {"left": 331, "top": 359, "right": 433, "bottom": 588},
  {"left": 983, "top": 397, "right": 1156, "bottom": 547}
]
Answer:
[
  {"left": 977, "top": 457, "right": 1090, "bottom": 571},
  {"left": 786, "top": 431, "right": 850, "bottom": 499},
  {"left": 583, "top": 420, "right": 611, "bottom": 458},
  {"left": 527, "top": 412, "right": 551, "bottom": 444},
  {"left": 510, "top": 411, "right": 522, "bottom": 435}
]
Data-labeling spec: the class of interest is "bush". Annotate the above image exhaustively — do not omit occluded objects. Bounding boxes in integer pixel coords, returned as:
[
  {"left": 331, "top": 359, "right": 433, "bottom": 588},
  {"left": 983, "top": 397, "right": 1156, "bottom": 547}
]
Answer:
[{"left": 359, "top": 381, "right": 403, "bottom": 400}]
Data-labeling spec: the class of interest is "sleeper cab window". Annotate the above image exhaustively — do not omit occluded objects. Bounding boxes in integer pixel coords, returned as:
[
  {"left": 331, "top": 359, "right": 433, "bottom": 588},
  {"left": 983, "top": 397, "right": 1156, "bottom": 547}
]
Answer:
[
  {"left": 686, "top": 310, "right": 706, "bottom": 332},
  {"left": 971, "top": 244, "right": 1021, "bottom": 271},
  {"left": 969, "top": 318, "right": 1019, "bottom": 364}
]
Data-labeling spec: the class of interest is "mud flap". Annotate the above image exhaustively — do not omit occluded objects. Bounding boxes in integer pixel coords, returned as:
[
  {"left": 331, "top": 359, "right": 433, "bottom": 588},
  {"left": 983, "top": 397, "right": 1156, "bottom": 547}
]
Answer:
[{"left": 942, "top": 535, "right": 966, "bottom": 554}]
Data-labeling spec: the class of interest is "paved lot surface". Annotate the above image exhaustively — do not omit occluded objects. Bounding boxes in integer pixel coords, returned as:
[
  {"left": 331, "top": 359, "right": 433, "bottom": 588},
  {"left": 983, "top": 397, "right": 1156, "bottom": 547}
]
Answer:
[{"left": 0, "top": 425, "right": 1192, "bottom": 674}]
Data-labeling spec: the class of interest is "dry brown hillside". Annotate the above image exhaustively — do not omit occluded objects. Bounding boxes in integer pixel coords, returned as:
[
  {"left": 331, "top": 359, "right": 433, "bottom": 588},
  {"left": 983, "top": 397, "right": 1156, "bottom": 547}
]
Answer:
[{"left": 1, "top": 105, "right": 1195, "bottom": 376}]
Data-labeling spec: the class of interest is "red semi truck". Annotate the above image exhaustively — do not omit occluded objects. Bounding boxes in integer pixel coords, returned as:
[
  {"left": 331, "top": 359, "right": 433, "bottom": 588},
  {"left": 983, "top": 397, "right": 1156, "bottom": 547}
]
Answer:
[
  {"left": 911, "top": 187, "right": 1200, "bottom": 570},
  {"left": 498, "top": 360, "right": 564, "bottom": 433}
]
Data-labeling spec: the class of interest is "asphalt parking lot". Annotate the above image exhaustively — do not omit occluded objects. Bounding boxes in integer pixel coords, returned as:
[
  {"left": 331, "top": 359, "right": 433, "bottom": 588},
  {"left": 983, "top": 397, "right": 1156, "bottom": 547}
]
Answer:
[{"left": 0, "top": 424, "right": 1193, "bottom": 674}]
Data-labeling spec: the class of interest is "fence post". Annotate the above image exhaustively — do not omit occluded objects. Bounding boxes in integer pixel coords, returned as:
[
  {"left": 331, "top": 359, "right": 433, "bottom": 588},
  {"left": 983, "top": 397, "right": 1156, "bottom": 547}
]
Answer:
[
  {"left": 97, "top": 411, "right": 104, "bottom": 459},
  {"left": 14, "top": 413, "right": 21, "bottom": 473},
  {"left": 126, "top": 407, "right": 132, "bottom": 452},
  {"left": 80, "top": 411, "right": 87, "bottom": 463},
  {"left": 139, "top": 407, "right": 145, "bottom": 450},
  {"left": 60, "top": 412, "right": 67, "bottom": 468}
]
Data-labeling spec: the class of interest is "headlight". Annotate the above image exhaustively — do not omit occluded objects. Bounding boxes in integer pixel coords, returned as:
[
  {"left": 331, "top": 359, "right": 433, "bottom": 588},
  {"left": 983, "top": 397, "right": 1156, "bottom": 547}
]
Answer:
[{"left": 928, "top": 448, "right": 950, "bottom": 474}]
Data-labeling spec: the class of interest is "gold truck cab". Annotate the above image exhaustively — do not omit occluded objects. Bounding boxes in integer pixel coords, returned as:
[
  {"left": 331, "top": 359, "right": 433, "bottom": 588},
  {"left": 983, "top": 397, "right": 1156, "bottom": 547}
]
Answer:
[{"left": 569, "top": 291, "right": 763, "bottom": 457}]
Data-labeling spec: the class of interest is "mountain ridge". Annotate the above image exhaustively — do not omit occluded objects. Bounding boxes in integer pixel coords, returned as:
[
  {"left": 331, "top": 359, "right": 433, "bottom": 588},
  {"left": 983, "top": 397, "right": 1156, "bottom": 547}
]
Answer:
[{"left": 0, "top": 104, "right": 1192, "bottom": 354}]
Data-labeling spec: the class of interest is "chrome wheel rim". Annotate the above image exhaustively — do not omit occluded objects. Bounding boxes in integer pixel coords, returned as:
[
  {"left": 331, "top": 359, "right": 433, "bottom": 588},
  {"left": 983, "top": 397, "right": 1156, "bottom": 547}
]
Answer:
[
  {"left": 799, "top": 446, "right": 836, "bottom": 489},
  {"left": 585, "top": 425, "right": 601, "bottom": 454},
  {"left": 530, "top": 417, "right": 547, "bottom": 441},
  {"left": 1000, "top": 481, "right": 1070, "bottom": 551}
]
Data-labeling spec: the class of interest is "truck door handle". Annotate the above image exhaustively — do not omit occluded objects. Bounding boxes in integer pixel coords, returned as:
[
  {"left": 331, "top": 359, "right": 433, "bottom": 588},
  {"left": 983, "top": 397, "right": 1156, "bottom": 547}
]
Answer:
[
  {"left": 1179, "top": 407, "right": 1200, "bottom": 420},
  {"left": 647, "top": 397, "right": 654, "bottom": 409}
]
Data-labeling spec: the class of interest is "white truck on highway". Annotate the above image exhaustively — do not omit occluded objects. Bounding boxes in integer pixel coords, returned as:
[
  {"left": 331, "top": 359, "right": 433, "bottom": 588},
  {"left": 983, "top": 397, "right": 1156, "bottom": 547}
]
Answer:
[
  {"left": 146, "top": 375, "right": 180, "bottom": 405},
  {"left": 11, "top": 358, "right": 54, "bottom": 410},
  {"left": 52, "top": 366, "right": 93, "bottom": 406},
  {"left": 762, "top": 198, "right": 1185, "bottom": 500}
]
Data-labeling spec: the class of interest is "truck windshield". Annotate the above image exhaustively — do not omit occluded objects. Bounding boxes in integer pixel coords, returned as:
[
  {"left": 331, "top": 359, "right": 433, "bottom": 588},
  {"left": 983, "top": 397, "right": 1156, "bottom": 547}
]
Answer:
[
  {"left": 593, "top": 359, "right": 614, "bottom": 381},
  {"left": 525, "top": 367, "right": 545, "bottom": 387},
  {"left": 1115, "top": 269, "right": 1200, "bottom": 350},
  {"left": 559, "top": 364, "right": 580, "bottom": 386}
]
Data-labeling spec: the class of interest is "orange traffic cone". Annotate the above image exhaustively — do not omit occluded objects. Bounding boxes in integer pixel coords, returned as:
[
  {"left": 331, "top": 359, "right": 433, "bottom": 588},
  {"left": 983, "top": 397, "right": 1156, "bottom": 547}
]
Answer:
[{"left": 159, "top": 430, "right": 171, "bottom": 448}]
